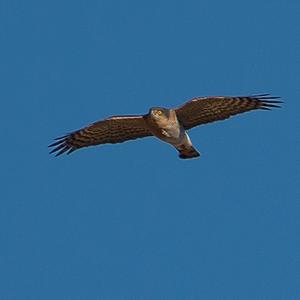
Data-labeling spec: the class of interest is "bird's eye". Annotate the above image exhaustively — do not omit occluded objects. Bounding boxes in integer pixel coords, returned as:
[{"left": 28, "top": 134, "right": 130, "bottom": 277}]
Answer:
[{"left": 156, "top": 110, "right": 162, "bottom": 115}]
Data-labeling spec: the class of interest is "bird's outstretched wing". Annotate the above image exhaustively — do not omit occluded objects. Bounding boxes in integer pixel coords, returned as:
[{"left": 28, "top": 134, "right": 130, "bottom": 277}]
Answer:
[
  {"left": 175, "top": 94, "right": 282, "bottom": 130},
  {"left": 49, "top": 115, "right": 152, "bottom": 156}
]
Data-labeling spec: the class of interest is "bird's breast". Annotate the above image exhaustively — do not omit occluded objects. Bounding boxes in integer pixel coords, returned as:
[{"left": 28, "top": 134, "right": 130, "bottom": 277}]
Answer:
[{"left": 145, "top": 111, "right": 183, "bottom": 143}]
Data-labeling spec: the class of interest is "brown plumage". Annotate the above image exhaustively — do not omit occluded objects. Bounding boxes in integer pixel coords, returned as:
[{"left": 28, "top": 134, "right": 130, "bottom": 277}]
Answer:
[
  {"left": 49, "top": 94, "right": 281, "bottom": 158},
  {"left": 175, "top": 94, "right": 281, "bottom": 129},
  {"left": 49, "top": 116, "right": 152, "bottom": 156}
]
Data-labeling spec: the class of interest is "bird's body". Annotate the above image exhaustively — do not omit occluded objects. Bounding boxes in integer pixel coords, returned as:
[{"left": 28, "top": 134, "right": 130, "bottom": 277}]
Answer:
[
  {"left": 144, "top": 108, "right": 200, "bottom": 158},
  {"left": 49, "top": 94, "right": 281, "bottom": 159}
]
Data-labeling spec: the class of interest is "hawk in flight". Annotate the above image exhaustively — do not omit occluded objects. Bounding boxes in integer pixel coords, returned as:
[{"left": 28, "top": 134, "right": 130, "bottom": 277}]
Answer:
[{"left": 49, "top": 94, "right": 281, "bottom": 159}]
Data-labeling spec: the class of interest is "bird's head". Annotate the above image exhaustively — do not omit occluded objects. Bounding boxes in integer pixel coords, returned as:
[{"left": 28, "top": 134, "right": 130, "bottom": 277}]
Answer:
[{"left": 149, "top": 107, "right": 169, "bottom": 120}]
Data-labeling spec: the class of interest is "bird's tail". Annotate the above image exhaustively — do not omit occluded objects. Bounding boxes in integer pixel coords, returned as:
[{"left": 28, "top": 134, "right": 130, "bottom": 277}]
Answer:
[{"left": 177, "top": 145, "right": 200, "bottom": 159}]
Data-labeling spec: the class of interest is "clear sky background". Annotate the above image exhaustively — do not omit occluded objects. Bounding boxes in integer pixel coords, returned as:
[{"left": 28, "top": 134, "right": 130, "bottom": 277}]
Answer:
[{"left": 0, "top": 0, "right": 299, "bottom": 299}]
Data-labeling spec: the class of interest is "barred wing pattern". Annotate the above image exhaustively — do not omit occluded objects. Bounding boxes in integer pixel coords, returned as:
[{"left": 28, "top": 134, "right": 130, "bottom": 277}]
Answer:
[
  {"left": 49, "top": 115, "right": 152, "bottom": 156},
  {"left": 175, "top": 94, "right": 281, "bottom": 130}
]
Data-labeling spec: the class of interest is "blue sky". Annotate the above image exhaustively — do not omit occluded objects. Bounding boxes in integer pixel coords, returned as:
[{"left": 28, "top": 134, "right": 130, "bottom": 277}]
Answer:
[{"left": 0, "top": 0, "right": 299, "bottom": 299}]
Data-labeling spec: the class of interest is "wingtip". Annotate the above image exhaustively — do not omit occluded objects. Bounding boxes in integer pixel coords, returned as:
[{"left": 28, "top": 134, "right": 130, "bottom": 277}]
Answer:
[
  {"left": 252, "top": 94, "right": 283, "bottom": 109},
  {"left": 49, "top": 134, "right": 72, "bottom": 157}
]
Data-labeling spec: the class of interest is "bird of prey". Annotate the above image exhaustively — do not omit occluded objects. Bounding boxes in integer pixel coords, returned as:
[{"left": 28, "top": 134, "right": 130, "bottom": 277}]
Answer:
[{"left": 49, "top": 94, "right": 281, "bottom": 159}]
